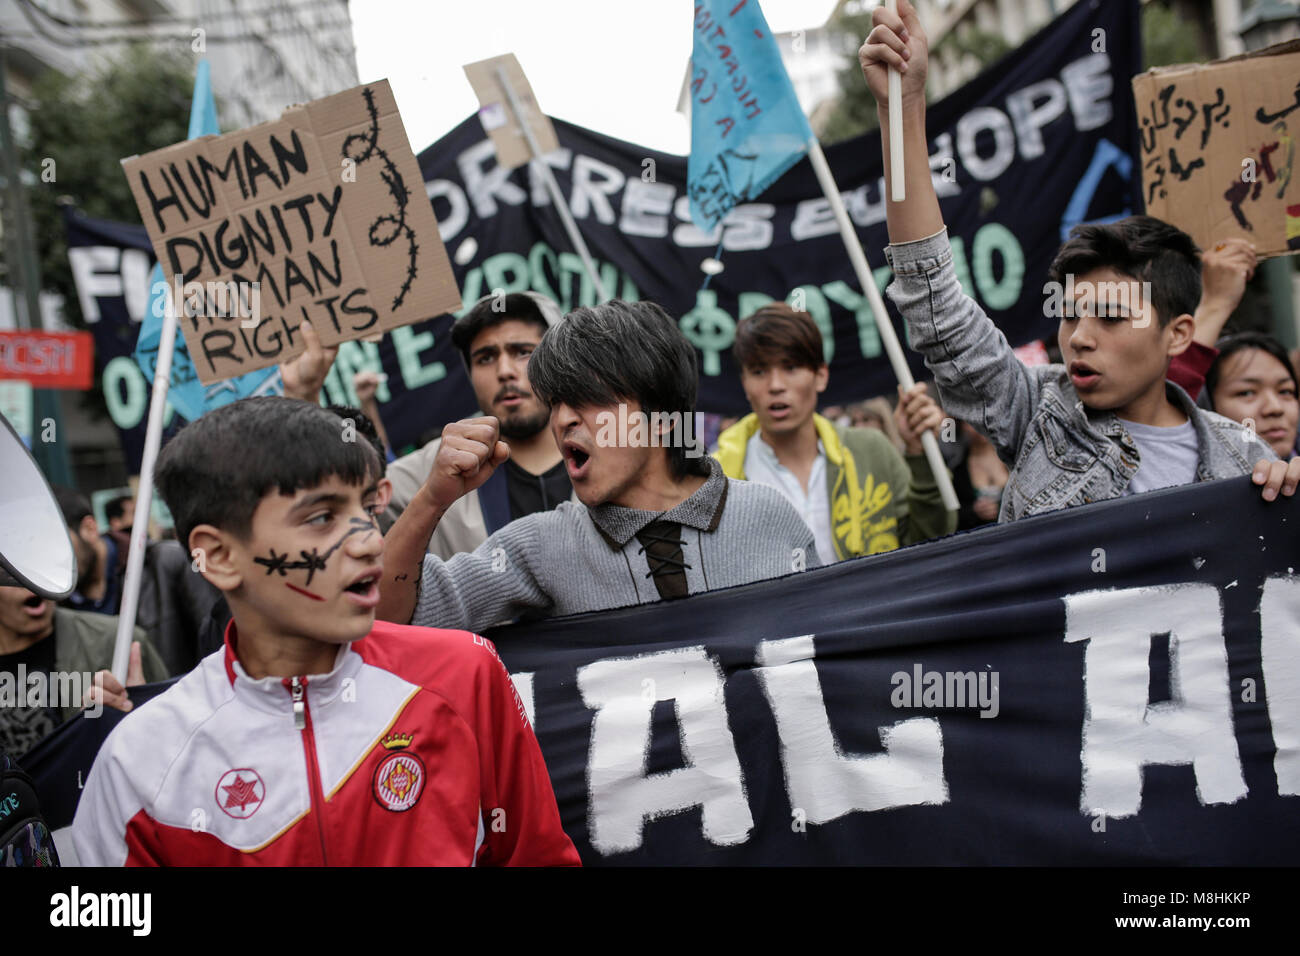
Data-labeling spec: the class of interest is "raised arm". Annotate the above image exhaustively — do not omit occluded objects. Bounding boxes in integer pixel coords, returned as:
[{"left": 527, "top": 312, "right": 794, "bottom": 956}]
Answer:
[
  {"left": 1194, "top": 238, "right": 1255, "bottom": 347},
  {"left": 861, "top": 1, "right": 1041, "bottom": 461},
  {"left": 859, "top": 0, "right": 941, "bottom": 243},
  {"left": 410, "top": 517, "right": 554, "bottom": 633},
  {"left": 375, "top": 418, "right": 508, "bottom": 625}
]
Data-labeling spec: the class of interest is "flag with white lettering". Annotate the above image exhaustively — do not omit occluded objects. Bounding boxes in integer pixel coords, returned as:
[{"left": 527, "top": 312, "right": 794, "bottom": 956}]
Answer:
[
  {"left": 687, "top": 0, "right": 813, "bottom": 232},
  {"left": 26, "top": 478, "right": 1300, "bottom": 863},
  {"left": 488, "top": 477, "right": 1300, "bottom": 865}
]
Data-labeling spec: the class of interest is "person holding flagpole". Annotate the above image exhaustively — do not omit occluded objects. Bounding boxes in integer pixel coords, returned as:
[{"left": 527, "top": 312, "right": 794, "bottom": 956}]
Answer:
[
  {"left": 859, "top": 0, "right": 1300, "bottom": 518},
  {"left": 686, "top": 0, "right": 959, "bottom": 516},
  {"left": 714, "top": 301, "right": 955, "bottom": 562}
]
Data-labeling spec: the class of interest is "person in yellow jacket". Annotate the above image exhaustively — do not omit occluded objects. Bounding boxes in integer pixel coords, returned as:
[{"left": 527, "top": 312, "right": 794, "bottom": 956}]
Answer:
[{"left": 715, "top": 303, "right": 956, "bottom": 562}]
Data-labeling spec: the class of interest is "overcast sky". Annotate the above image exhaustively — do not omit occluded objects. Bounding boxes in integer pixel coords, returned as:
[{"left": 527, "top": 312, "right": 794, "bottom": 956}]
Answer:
[{"left": 352, "top": 0, "right": 841, "bottom": 156}]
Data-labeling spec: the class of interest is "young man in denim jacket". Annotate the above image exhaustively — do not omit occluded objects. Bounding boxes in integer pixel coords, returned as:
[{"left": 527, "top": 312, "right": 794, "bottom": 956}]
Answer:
[{"left": 858, "top": 1, "right": 1300, "bottom": 520}]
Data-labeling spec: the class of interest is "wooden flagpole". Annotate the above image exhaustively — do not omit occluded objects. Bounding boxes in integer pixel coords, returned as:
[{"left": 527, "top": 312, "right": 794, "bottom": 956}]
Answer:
[
  {"left": 110, "top": 277, "right": 181, "bottom": 681},
  {"left": 805, "top": 138, "right": 959, "bottom": 512},
  {"left": 495, "top": 66, "right": 608, "bottom": 303}
]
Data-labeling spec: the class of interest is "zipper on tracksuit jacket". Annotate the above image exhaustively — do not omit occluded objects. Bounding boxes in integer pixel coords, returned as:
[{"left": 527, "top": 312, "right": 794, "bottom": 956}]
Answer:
[{"left": 287, "top": 676, "right": 330, "bottom": 865}]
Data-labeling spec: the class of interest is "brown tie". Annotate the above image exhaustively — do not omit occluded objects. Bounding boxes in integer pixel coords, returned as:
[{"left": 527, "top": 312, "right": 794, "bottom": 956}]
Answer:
[{"left": 635, "top": 520, "right": 690, "bottom": 600}]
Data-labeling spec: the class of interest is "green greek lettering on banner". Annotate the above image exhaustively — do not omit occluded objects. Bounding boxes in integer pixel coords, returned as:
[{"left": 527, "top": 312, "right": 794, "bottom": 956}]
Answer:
[
  {"left": 788, "top": 285, "right": 834, "bottom": 364},
  {"left": 822, "top": 280, "right": 881, "bottom": 359},
  {"left": 481, "top": 252, "right": 529, "bottom": 298},
  {"left": 390, "top": 324, "right": 446, "bottom": 390},
  {"left": 616, "top": 272, "right": 641, "bottom": 302},
  {"left": 736, "top": 292, "right": 774, "bottom": 327},
  {"left": 528, "top": 242, "right": 561, "bottom": 306},
  {"left": 321, "top": 363, "right": 346, "bottom": 407},
  {"left": 323, "top": 340, "right": 387, "bottom": 407},
  {"left": 972, "top": 223, "right": 1024, "bottom": 311},
  {"left": 456, "top": 267, "right": 484, "bottom": 316},
  {"left": 873, "top": 265, "right": 892, "bottom": 297},
  {"left": 557, "top": 252, "right": 596, "bottom": 311},
  {"left": 104, "top": 356, "right": 147, "bottom": 429},
  {"left": 679, "top": 289, "right": 735, "bottom": 377},
  {"left": 950, "top": 236, "right": 975, "bottom": 298},
  {"left": 598, "top": 262, "right": 620, "bottom": 302}
]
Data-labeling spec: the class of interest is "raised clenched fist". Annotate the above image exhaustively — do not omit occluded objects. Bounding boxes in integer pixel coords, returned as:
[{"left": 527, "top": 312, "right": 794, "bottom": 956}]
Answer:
[{"left": 424, "top": 417, "right": 511, "bottom": 512}]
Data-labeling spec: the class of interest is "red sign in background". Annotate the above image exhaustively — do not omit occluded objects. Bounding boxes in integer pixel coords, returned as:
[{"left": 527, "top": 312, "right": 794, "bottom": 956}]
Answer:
[{"left": 0, "top": 331, "right": 95, "bottom": 389}]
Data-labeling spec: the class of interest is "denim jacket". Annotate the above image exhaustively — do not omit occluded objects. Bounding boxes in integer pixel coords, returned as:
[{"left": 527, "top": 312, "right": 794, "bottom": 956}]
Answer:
[{"left": 883, "top": 230, "right": 1277, "bottom": 522}]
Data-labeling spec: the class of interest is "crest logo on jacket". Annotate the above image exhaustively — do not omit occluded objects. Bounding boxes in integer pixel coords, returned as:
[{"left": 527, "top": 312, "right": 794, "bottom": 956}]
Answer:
[
  {"left": 374, "top": 732, "right": 424, "bottom": 812},
  {"left": 215, "top": 768, "right": 265, "bottom": 819}
]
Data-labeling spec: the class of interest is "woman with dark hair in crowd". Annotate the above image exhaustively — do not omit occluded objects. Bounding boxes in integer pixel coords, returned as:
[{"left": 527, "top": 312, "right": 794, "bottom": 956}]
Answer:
[{"left": 1206, "top": 332, "right": 1300, "bottom": 460}]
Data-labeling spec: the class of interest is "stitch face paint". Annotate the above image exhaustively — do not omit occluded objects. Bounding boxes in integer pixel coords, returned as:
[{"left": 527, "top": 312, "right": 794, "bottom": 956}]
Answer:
[
  {"left": 256, "top": 516, "right": 381, "bottom": 597},
  {"left": 233, "top": 475, "right": 385, "bottom": 647}
]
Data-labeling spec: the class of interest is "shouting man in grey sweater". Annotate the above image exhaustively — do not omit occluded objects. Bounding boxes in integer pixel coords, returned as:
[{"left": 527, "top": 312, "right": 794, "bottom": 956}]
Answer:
[{"left": 376, "top": 300, "right": 818, "bottom": 633}]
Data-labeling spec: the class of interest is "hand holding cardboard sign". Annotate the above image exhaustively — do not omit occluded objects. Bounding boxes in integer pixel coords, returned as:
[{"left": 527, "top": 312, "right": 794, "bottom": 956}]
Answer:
[
  {"left": 1194, "top": 238, "right": 1257, "bottom": 346},
  {"left": 279, "top": 321, "right": 339, "bottom": 402},
  {"left": 121, "top": 80, "right": 460, "bottom": 386}
]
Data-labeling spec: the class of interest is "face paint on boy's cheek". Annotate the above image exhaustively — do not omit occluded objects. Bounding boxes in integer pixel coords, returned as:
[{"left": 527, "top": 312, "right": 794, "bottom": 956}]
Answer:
[{"left": 252, "top": 517, "right": 380, "bottom": 602}]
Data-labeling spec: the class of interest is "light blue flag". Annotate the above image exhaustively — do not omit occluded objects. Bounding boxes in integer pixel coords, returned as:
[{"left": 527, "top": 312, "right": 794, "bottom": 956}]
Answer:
[
  {"left": 134, "top": 59, "right": 282, "bottom": 422},
  {"left": 687, "top": 0, "right": 814, "bottom": 233}
]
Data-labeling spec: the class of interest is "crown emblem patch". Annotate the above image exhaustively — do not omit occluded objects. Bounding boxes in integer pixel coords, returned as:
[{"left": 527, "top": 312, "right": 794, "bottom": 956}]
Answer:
[{"left": 373, "top": 733, "right": 424, "bottom": 812}]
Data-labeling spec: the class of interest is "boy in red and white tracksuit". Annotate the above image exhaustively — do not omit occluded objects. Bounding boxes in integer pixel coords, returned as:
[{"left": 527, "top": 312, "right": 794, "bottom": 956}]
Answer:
[{"left": 72, "top": 397, "right": 578, "bottom": 867}]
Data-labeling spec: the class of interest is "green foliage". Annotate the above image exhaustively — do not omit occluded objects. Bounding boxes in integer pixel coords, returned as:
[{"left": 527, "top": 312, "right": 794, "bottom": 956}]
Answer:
[
  {"left": 1141, "top": 0, "right": 1208, "bottom": 70},
  {"left": 933, "top": 27, "right": 1012, "bottom": 74},
  {"left": 819, "top": 7, "right": 879, "bottom": 145},
  {"left": 20, "top": 44, "right": 202, "bottom": 326}
]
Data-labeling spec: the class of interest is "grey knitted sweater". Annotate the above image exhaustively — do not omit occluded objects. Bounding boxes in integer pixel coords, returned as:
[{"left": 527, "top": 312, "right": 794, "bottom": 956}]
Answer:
[{"left": 412, "top": 457, "right": 819, "bottom": 632}]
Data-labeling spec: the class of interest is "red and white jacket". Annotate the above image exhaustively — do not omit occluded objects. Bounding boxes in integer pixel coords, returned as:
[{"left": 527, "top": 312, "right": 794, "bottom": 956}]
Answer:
[{"left": 72, "top": 620, "right": 580, "bottom": 866}]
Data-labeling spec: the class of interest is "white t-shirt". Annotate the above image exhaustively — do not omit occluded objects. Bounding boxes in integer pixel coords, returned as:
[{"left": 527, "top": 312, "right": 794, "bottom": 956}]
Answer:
[
  {"left": 1119, "top": 418, "right": 1199, "bottom": 495},
  {"left": 743, "top": 433, "right": 832, "bottom": 566}
]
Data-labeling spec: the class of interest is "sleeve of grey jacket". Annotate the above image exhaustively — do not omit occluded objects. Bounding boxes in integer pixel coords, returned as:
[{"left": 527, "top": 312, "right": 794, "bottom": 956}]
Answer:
[
  {"left": 411, "top": 512, "right": 553, "bottom": 632},
  {"left": 884, "top": 229, "right": 1041, "bottom": 464}
]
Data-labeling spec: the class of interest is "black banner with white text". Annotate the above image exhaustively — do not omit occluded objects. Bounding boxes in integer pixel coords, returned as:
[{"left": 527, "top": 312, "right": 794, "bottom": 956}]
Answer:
[
  {"left": 24, "top": 478, "right": 1300, "bottom": 864},
  {"left": 488, "top": 478, "right": 1300, "bottom": 865}
]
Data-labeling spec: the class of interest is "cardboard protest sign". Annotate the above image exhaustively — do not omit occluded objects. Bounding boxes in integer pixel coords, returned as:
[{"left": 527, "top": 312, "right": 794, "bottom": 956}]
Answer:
[
  {"left": 122, "top": 80, "right": 460, "bottom": 384},
  {"left": 1133, "top": 40, "right": 1300, "bottom": 259},
  {"left": 463, "top": 53, "right": 559, "bottom": 171}
]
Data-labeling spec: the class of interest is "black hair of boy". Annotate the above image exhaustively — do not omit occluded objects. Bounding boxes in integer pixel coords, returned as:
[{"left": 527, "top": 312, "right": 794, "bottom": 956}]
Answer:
[
  {"left": 155, "top": 397, "right": 382, "bottom": 549},
  {"left": 733, "top": 302, "right": 824, "bottom": 371},
  {"left": 450, "top": 293, "right": 550, "bottom": 366},
  {"left": 527, "top": 299, "right": 708, "bottom": 480},
  {"left": 325, "top": 404, "right": 388, "bottom": 471},
  {"left": 1048, "top": 215, "right": 1201, "bottom": 327}
]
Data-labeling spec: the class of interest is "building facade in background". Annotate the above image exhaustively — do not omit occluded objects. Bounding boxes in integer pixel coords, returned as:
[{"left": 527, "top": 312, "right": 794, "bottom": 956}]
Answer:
[
  {"left": 1, "top": 0, "right": 358, "bottom": 131},
  {"left": 0, "top": 0, "right": 359, "bottom": 486}
]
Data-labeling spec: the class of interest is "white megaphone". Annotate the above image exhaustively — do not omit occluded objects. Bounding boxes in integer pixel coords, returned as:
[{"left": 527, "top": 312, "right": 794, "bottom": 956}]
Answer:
[{"left": 0, "top": 411, "right": 76, "bottom": 600}]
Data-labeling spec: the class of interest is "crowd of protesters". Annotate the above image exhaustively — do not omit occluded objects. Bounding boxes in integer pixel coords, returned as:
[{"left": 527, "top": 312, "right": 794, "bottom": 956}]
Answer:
[{"left": 4, "top": 0, "right": 1300, "bottom": 866}]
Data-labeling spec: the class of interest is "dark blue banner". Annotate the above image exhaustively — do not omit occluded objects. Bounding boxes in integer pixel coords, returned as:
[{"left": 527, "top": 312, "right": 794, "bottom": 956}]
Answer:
[
  {"left": 66, "top": 0, "right": 1141, "bottom": 469},
  {"left": 26, "top": 478, "right": 1300, "bottom": 865},
  {"left": 414, "top": 0, "right": 1142, "bottom": 417},
  {"left": 489, "top": 477, "right": 1300, "bottom": 865}
]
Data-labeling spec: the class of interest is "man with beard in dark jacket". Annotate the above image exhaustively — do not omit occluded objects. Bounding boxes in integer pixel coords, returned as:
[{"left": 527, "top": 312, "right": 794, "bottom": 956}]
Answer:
[{"left": 383, "top": 292, "right": 575, "bottom": 557}]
